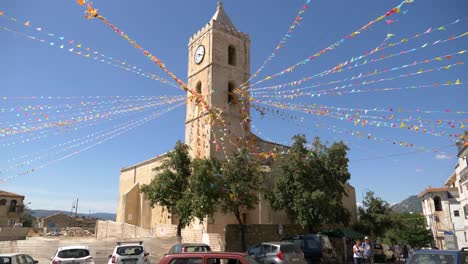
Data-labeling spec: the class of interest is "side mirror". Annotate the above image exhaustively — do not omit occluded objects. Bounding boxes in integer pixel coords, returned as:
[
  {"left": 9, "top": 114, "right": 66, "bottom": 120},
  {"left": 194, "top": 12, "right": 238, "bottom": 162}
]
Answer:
[
  {"left": 108, "top": 255, "right": 112, "bottom": 258},
  {"left": 34, "top": 261, "right": 39, "bottom": 264},
  {"left": 144, "top": 253, "right": 150, "bottom": 256}
]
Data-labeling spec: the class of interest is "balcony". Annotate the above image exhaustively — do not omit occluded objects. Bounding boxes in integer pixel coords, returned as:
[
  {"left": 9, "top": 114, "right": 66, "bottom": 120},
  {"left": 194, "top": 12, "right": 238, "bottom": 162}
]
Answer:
[{"left": 461, "top": 166, "right": 468, "bottom": 181}]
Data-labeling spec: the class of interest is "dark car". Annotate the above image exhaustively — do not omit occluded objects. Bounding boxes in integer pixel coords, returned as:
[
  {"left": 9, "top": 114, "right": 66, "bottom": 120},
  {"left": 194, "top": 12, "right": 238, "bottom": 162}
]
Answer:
[
  {"left": 406, "top": 248, "right": 468, "bottom": 264},
  {"left": 246, "top": 242, "right": 306, "bottom": 264},
  {"left": 157, "top": 252, "right": 258, "bottom": 264},
  {"left": 372, "top": 243, "right": 385, "bottom": 262},
  {"left": 168, "top": 244, "right": 212, "bottom": 254},
  {"left": 281, "top": 234, "right": 336, "bottom": 264}
]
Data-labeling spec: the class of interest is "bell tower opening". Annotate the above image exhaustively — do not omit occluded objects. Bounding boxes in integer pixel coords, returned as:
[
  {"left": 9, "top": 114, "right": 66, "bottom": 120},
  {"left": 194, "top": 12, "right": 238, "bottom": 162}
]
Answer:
[
  {"left": 185, "top": 1, "right": 250, "bottom": 159},
  {"left": 228, "top": 45, "right": 236, "bottom": 66}
]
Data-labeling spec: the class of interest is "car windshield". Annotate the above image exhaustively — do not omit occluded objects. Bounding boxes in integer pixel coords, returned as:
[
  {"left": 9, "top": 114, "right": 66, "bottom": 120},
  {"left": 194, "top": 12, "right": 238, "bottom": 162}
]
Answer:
[
  {"left": 184, "top": 246, "right": 211, "bottom": 252},
  {"left": 116, "top": 246, "right": 144, "bottom": 256},
  {"left": 409, "top": 253, "right": 456, "bottom": 264},
  {"left": 304, "top": 237, "right": 320, "bottom": 249},
  {"left": 58, "top": 249, "right": 90, "bottom": 259}
]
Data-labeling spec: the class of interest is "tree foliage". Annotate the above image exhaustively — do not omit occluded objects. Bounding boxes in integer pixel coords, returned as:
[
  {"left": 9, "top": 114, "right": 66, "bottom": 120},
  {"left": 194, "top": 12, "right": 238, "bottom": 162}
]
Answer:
[
  {"left": 218, "top": 148, "right": 263, "bottom": 224},
  {"left": 384, "top": 213, "right": 433, "bottom": 248},
  {"left": 358, "top": 191, "right": 394, "bottom": 238},
  {"left": 140, "top": 141, "right": 218, "bottom": 237},
  {"left": 267, "top": 135, "right": 351, "bottom": 231}
]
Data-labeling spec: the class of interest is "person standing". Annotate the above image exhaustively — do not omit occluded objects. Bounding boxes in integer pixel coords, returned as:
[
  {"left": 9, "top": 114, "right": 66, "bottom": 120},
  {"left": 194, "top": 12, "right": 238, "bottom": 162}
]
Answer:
[
  {"left": 402, "top": 243, "right": 409, "bottom": 261},
  {"left": 393, "top": 243, "right": 401, "bottom": 263},
  {"left": 362, "top": 236, "right": 374, "bottom": 264},
  {"left": 353, "top": 239, "right": 364, "bottom": 264}
]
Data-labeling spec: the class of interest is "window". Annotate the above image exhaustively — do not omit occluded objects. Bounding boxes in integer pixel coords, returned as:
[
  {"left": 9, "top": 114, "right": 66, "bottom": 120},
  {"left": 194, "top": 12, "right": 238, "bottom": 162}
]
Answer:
[
  {"left": 228, "top": 45, "right": 236, "bottom": 66},
  {"left": 23, "top": 255, "right": 34, "bottom": 264},
  {"left": 228, "top": 82, "right": 236, "bottom": 104},
  {"left": 116, "top": 246, "right": 143, "bottom": 256},
  {"left": 1, "top": 257, "right": 11, "bottom": 264},
  {"left": 195, "top": 82, "right": 202, "bottom": 105},
  {"left": 169, "top": 258, "right": 202, "bottom": 264},
  {"left": 0, "top": 199, "right": 6, "bottom": 206},
  {"left": 9, "top": 200, "right": 17, "bottom": 212},
  {"left": 434, "top": 196, "right": 442, "bottom": 211},
  {"left": 455, "top": 210, "right": 460, "bottom": 217},
  {"left": 57, "top": 249, "right": 90, "bottom": 259}
]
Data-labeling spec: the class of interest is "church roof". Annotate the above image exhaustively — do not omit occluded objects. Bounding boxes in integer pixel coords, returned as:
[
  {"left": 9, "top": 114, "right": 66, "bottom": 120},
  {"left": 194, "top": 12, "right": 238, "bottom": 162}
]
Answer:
[{"left": 210, "top": 1, "right": 237, "bottom": 30}]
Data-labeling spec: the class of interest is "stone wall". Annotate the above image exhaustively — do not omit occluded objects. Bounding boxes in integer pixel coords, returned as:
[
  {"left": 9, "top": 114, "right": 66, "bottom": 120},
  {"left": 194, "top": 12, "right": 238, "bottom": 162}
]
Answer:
[
  {"left": 95, "top": 220, "right": 153, "bottom": 239},
  {"left": 0, "top": 227, "right": 29, "bottom": 241},
  {"left": 224, "top": 224, "right": 307, "bottom": 252}
]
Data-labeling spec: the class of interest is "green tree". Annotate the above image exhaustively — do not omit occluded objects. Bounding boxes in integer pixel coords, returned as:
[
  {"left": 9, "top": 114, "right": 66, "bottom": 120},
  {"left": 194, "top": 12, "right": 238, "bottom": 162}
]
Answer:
[
  {"left": 358, "top": 191, "right": 394, "bottom": 238},
  {"left": 20, "top": 204, "right": 34, "bottom": 227},
  {"left": 141, "top": 141, "right": 218, "bottom": 240},
  {"left": 385, "top": 213, "right": 433, "bottom": 248},
  {"left": 267, "top": 135, "right": 351, "bottom": 232},
  {"left": 218, "top": 148, "right": 263, "bottom": 251}
]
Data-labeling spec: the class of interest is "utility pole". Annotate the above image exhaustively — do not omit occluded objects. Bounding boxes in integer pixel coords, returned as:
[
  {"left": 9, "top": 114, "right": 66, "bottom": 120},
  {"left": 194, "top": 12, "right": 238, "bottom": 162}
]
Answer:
[{"left": 74, "top": 198, "right": 79, "bottom": 227}]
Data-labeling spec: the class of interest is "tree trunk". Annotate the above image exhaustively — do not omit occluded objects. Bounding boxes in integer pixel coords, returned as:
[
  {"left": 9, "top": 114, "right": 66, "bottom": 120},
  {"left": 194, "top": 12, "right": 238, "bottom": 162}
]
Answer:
[
  {"left": 177, "top": 223, "right": 182, "bottom": 243},
  {"left": 234, "top": 208, "right": 246, "bottom": 251}
]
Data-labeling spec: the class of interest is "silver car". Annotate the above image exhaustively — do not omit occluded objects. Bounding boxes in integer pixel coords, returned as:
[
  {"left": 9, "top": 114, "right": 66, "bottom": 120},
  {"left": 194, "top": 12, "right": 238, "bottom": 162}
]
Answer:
[
  {"left": 108, "top": 241, "right": 150, "bottom": 264},
  {"left": 50, "top": 246, "right": 94, "bottom": 264},
  {"left": 1, "top": 253, "right": 38, "bottom": 264},
  {"left": 247, "top": 242, "right": 306, "bottom": 264}
]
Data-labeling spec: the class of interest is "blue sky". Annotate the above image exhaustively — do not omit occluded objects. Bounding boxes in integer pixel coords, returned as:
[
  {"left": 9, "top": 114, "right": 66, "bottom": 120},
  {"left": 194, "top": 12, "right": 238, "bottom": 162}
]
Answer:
[{"left": 0, "top": 0, "right": 467, "bottom": 213}]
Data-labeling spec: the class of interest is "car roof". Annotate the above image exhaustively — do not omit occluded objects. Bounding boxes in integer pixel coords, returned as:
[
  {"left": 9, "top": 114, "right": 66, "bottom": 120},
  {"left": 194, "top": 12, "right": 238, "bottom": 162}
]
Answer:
[
  {"left": 58, "top": 245, "right": 89, "bottom": 251},
  {"left": 0, "top": 253, "right": 24, "bottom": 257},
  {"left": 413, "top": 249, "right": 460, "bottom": 254},
  {"left": 173, "top": 243, "right": 210, "bottom": 247},
  {"left": 165, "top": 252, "right": 248, "bottom": 257},
  {"left": 261, "top": 242, "right": 295, "bottom": 246},
  {"left": 117, "top": 244, "right": 144, "bottom": 247}
]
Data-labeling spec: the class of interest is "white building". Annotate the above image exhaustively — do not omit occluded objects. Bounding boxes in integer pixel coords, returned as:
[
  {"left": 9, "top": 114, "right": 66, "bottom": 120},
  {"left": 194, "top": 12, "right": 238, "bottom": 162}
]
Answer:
[{"left": 419, "top": 135, "right": 468, "bottom": 249}]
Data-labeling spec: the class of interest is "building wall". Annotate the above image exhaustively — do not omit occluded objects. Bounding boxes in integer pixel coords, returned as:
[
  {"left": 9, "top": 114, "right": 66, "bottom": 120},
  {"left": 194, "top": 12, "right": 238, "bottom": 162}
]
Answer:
[
  {"left": 421, "top": 191, "right": 456, "bottom": 249},
  {"left": 117, "top": 155, "right": 174, "bottom": 230},
  {"left": 0, "top": 195, "right": 24, "bottom": 227}
]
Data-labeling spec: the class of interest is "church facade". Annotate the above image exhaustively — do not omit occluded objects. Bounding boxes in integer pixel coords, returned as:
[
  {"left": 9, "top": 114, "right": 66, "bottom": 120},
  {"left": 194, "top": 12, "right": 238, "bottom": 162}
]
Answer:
[{"left": 116, "top": 2, "right": 357, "bottom": 241}]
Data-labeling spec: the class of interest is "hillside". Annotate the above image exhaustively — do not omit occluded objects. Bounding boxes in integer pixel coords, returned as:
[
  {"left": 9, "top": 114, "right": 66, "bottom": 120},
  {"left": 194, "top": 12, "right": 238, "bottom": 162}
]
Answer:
[
  {"left": 30, "top": 209, "right": 116, "bottom": 221},
  {"left": 391, "top": 195, "right": 422, "bottom": 213}
]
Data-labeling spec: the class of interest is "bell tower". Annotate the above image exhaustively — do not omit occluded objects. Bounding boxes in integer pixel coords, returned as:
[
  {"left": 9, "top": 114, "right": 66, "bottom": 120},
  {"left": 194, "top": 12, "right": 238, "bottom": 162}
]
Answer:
[{"left": 185, "top": 1, "right": 251, "bottom": 160}]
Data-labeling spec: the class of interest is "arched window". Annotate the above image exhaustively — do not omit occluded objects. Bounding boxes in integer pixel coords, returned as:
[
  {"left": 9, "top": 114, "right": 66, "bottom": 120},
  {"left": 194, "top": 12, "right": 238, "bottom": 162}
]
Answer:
[
  {"left": 195, "top": 82, "right": 202, "bottom": 105},
  {"left": 228, "top": 82, "right": 236, "bottom": 104},
  {"left": 0, "top": 199, "right": 6, "bottom": 206},
  {"left": 228, "top": 45, "right": 236, "bottom": 66},
  {"left": 434, "top": 196, "right": 442, "bottom": 211}
]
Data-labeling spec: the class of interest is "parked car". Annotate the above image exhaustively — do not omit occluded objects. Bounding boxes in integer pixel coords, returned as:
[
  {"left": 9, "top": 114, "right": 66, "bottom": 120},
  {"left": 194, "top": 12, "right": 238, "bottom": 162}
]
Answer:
[
  {"left": 381, "top": 244, "right": 394, "bottom": 261},
  {"left": 0, "top": 253, "right": 38, "bottom": 264},
  {"left": 406, "top": 248, "right": 468, "bottom": 264},
  {"left": 157, "top": 252, "right": 258, "bottom": 264},
  {"left": 246, "top": 242, "right": 305, "bottom": 264},
  {"left": 372, "top": 243, "right": 385, "bottom": 262},
  {"left": 108, "top": 241, "right": 150, "bottom": 264},
  {"left": 281, "top": 234, "right": 336, "bottom": 264},
  {"left": 50, "top": 246, "right": 94, "bottom": 264},
  {"left": 168, "top": 244, "right": 212, "bottom": 254}
]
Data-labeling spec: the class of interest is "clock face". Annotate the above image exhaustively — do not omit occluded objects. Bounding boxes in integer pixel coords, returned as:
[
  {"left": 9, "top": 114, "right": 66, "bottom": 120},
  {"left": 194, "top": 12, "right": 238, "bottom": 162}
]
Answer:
[{"left": 194, "top": 45, "right": 205, "bottom": 64}]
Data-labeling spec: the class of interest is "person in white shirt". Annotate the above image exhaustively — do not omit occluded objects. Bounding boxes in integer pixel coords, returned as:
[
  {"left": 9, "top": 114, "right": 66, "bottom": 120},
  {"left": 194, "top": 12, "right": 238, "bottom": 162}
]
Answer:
[
  {"left": 353, "top": 239, "right": 364, "bottom": 264},
  {"left": 393, "top": 243, "right": 401, "bottom": 263}
]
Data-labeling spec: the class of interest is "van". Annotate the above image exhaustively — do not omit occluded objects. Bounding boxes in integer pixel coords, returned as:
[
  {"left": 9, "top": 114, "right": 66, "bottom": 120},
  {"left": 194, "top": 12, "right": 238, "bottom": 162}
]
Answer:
[{"left": 281, "top": 234, "right": 336, "bottom": 264}]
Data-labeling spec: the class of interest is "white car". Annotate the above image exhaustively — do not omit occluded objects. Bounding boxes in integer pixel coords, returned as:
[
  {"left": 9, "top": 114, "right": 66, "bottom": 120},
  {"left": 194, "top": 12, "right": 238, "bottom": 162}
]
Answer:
[
  {"left": 1, "top": 253, "right": 38, "bottom": 264},
  {"left": 50, "top": 246, "right": 95, "bottom": 264},
  {"left": 108, "top": 241, "right": 150, "bottom": 264}
]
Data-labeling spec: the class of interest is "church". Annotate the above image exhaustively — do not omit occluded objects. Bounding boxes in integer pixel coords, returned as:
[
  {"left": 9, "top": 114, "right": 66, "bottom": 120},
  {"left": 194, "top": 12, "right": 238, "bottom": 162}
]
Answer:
[{"left": 116, "top": 1, "right": 357, "bottom": 246}]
